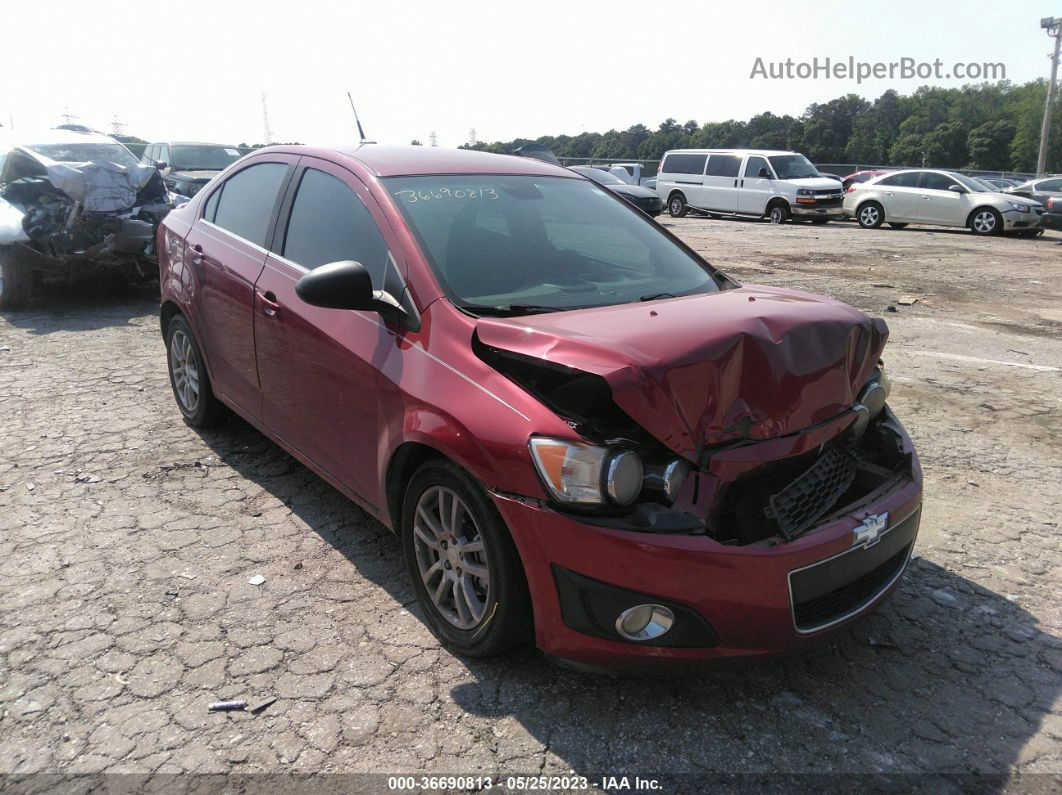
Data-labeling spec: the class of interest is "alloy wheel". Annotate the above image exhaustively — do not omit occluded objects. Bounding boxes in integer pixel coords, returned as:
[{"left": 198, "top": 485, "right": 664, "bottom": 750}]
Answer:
[
  {"left": 770, "top": 207, "right": 784, "bottom": 223},
  {"left": 169, "top": 329, "right": 200, "bottom": 413},
  {"left": 412, "top": 485, "right": 490, "bottom": 629},
  {"left": 860, "top": 206, "right": 880, "bottom": 226},
  {"left": 973, "top": 211, "right": 996, "bottom": 234}
]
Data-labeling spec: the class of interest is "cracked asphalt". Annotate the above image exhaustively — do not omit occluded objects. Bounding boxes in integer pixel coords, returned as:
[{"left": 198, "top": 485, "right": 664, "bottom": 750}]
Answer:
[{"left": 0, "top": 220, "right": 1060, "bottom": 790}]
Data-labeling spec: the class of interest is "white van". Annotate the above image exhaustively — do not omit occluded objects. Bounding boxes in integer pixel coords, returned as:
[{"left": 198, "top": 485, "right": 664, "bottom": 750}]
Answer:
[{"left": 655, "top": 149, "right": 844, "bottom": 223}]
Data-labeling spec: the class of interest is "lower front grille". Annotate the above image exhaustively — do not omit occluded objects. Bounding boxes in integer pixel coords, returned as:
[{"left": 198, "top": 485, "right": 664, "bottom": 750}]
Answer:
[
  {"left": 789, "top": 507, "right": 920, "bottom": 633},
  {"left": 793, "top": 545, "right": 910, "bottom": 631},
  {"left": 767, "top": 446, "right": 859, "bottom": 539}
]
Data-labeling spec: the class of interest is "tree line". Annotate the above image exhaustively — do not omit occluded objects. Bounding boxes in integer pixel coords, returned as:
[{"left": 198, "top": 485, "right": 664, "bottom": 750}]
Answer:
[{"left": 460, "top": 80, "right": 1060, "bottom": 173}]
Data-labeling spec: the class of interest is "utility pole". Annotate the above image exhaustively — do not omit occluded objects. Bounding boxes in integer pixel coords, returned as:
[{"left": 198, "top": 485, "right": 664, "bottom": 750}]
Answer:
[
  {"left": 468, "top": 128, "right": 477, "bottom": 147},
  {"left": 429, "top": 130, "right": 438, "bottom": 147},
  {"left": 261, "top": 92, "right": 274, "bottom": 146},
  {"left": 1037, "top": 16, "right": 1061, "bottom": 176},
  {"left": 110, "top": 113, "right": 126, "bottom": 137}
]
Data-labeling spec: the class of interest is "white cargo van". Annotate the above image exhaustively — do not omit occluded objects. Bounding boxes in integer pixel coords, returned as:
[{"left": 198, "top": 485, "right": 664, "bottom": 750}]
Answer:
[{"left": 655, "top": 149, "right": 844, "bottom": 223}]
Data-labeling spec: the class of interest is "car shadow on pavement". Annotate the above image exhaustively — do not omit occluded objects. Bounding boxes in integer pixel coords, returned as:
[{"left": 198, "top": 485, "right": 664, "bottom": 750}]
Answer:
[
  {"left": 0, "top": 276, "right": 157, "bottom": 335},
  {"left": 193, "top": 418, "right": 1059, "bottom": 783}
]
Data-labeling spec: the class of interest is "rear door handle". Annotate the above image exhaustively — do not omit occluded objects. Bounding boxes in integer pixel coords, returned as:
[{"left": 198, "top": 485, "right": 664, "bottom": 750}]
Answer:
[{"left": 257, "top": 290, "right": 280, "bottom": 316}]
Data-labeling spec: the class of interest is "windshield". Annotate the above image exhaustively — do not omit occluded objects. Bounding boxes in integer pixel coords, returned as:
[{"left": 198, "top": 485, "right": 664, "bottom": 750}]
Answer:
[
  {"left": 27, "top": 142, "right": 139, "bottom": 167},
  {"left": 171, "top": 144, "right": 242, "bottom": 170},
  {"left": 387, "top": 175, "right": 723, "bottom": 314},
  {"left": 768, "top": 154, "right": 820, "bottom": 179},
  {"left": 571, "top": 167, "right": 624, "bottom": 185},
  {"left": 952, "top": 173, "right": 993, "bottom": 193}
]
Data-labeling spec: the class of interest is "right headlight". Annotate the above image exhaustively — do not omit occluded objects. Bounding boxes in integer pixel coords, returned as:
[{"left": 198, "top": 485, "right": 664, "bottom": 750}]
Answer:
[
  {"left": 529, "top": 437, "right": 643, "bottom": 506},
  {"left": 1009, "top": 202, "right": 1030, "bottom": 213}
]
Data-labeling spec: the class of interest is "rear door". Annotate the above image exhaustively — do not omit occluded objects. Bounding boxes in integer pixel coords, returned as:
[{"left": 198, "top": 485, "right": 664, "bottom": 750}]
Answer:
[
  {"left": 182, "top": 156, "right": 296, "bottom": 419},
  {"left": 738, "top": 155, "right": 774, "bottom": 215},
  {"left": 916, "top": 172, "right": 967, "bottom": 226},
  {"left": 253, "top": 158, "right": 404, "bottom": 505},
  {"left": 874, "top": 171, "right": 923, "bottom": 221},
  {"left": 702, "top": 154, "right": 742, "bottom": 212}
]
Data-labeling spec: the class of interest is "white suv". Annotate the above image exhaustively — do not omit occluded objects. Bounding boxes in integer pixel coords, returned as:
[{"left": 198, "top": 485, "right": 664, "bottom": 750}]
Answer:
[{"left": 655, "top": 149, "right": 844, "bottom": 223}]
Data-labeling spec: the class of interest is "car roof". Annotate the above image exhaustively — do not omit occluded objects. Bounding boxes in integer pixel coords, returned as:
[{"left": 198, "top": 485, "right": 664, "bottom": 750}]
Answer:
[
  {"left": 154, "top": 141, "right": 239, "bottom": 147},
  {"left": 248, "top": 144, "right": 576, "bottom": 178},
  {"left": 663, "top": 148, "right": 796, "bottom": 157},
  {"left": 2, "top": 128, "right": 124, "bottom": 147}
]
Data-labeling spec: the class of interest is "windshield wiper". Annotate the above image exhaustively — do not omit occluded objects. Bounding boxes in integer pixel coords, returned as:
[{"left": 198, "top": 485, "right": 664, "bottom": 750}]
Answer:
[
  {"left": 639, "top": 292, "right": 677, "bottom": 302},
  {"left": 459, "top": 303, "right": 568, "bottom": 317}
]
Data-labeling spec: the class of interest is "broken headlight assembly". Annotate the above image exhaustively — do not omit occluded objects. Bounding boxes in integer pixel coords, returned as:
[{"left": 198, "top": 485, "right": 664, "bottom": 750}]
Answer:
[{"left": 528, "top": 437, "right": 690, "bottom": 509}]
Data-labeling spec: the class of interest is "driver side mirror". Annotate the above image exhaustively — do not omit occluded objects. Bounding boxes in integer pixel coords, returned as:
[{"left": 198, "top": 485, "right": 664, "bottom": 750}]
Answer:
[
  {"left": 948, "top": 184, "right": 967, "bottom": 194},
  {"left": 156, "top": 162, "right": 168, "bottom": 170},
  {"left": 758, "top": 167, "right": 771, "bottom": 178},
  {"left": 295, "top": 260, "right": 418, "bottom": 329}
]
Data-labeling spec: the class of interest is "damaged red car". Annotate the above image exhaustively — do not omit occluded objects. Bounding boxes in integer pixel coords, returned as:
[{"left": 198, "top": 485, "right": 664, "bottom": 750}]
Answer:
[{"left": 158, "top": 145, "right": 922, "bottom": 670}]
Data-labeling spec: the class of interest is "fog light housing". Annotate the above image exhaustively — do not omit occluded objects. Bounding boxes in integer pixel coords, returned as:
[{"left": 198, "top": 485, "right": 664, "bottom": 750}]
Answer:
[{"left": 615, "top": 604, "right": 674, "bottom": 641}]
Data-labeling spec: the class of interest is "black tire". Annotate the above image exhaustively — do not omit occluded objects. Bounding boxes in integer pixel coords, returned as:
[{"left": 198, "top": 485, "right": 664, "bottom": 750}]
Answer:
[
  {"left": 969, "top": 207, "right": 1002, "bottom": 236},
  {"left": 164, "top": 313, "right": 226, "bottom": 427},
  {"left": 667, "top": 193, "right": 688, "bottom": 218},
  {"left": 401, "top": 459, "right": 533, "bottom": 657},
  {"left": 889, "top": 223, "right": 909, "bottom": 229},
  {"left": 0, "top": 248, "right": 34, "bottom": 309},
  {"left": 857, "top": 202, "right": 885, "bottom": 229},
  {"left": 767, "top": 203, "right": 789, "bottom": 224}
]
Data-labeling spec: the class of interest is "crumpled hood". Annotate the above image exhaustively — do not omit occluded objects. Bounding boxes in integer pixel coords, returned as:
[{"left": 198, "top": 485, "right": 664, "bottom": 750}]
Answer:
[{"left": 475, "top": 286, "right": 888, "bottom": 461}]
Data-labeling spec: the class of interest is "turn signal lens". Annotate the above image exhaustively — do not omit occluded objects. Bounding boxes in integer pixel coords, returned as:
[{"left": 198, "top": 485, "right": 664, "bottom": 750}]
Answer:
[{"left": 529, "top": 438, "right": 608, "bottom": 505}]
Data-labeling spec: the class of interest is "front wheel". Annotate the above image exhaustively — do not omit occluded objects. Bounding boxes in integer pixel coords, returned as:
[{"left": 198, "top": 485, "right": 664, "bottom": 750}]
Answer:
[
  {"left": 402, "top": 460, "right": 532, "bottom": 657},
  {"left": 0, "top": 249, "right": 34, "bottom": 309},
  {"left": 668, "top": 194, "right": 688, "bottom": 218},
  {"left": 768, "top": 204, "right": 789, "bottom": 224},
  {"left": 857, "top": 202, "right": 885, "bottom": 229},
  {"left": 969, "top": 208, "right": 1002, "bottom": 236},
  {"left": 165, "top": 314, "right": 226, "bottom": 427}
]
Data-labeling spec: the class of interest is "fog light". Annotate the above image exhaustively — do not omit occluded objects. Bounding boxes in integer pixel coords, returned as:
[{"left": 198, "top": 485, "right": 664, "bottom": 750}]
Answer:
[{"left": 615, "top": 604, "right": 674, "bottom": 641}]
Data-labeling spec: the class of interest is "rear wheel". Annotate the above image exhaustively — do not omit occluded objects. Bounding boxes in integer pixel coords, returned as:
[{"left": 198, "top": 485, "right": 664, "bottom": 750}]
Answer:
[
  {"left": 889, "top": 222, "right": 909, "bottom": 229},
  {"left": 857, "top": 202, "right": 885, "bottom": 229},
  {"left": 668, "top": 194, "right": 688, "bottom": 218},
  {"left": 0, "top": 248, "right": 34, "bottom": 309},
  {"left": 402, "top": 459, "right": 532, "bottom": 657},
  {"left": 969, "top": 208, "right": 1002, "bottom": 236},
  {"left": 165, "top": 314, "right": 226, "bottom": 427}
]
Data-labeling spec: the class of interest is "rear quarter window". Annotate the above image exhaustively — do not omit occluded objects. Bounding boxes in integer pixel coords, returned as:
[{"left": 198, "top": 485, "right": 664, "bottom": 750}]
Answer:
[{"left": 661, "top": 154, "right": 707, "bottom": 175}]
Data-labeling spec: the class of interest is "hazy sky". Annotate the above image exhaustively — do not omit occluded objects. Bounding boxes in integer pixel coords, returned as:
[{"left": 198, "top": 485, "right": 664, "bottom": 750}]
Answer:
[{"left": 2, "top": 0, "right": 1059, "bottom": 148}]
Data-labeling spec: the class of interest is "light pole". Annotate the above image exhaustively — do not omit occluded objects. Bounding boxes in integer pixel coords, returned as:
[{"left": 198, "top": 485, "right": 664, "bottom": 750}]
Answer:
[{"left": 1036, "top": 16, "right": 1061, "bottom": 176}]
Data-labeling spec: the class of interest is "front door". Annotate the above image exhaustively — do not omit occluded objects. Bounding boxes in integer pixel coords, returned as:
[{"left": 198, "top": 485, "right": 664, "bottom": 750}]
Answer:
[
  {"left": 182, "top": 156, "right": 295, "bottom": 418},
  {"left": 253, "top": 159, "right": 405, "bottom": 506},
  {"left": 916, "top": 172, "right": 967, "bottom": 226},
  {"left": 738, "top": 155, "right": 774, "bottom": 215}
]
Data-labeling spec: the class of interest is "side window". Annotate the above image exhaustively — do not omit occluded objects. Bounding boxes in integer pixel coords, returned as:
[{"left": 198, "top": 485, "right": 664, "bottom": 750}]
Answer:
[
  {"left": 203, "top": 188, "right": 221, "bottom": 223},
  {"left": 923, "top": 173, "right": 957, "bottom": 191},
  {"left": 661, "top": 154, "right": 707, "bottom": 175},
  {"left": 282, "top": 168, "right": 389, "bottom": 285},
  {"left": 158, "top": 145, "right": 171, "bottom": 165},
  {"left": 706, "top": 155, "right": 742, "bottom": 178},
  {"left": 878, "top": 172, "right": 921, "bottom": 188},
  {"left": 141, "top": 144, "right": 155, "bottom": 165},
  {"left": 211, "top": 162, "right": 288, "bottom": 246},
  {"left": 1039, "top": 179, "right": 1062, "bottom": 191},
  {"left": 744, "top": 156, "right": 770, "bottom": 178}
]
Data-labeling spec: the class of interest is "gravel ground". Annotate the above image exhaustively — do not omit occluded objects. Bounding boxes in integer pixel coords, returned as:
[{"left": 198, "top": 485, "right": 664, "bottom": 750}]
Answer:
[{"left": 0, "top": 219, "right": 1060, "bottom": 790}]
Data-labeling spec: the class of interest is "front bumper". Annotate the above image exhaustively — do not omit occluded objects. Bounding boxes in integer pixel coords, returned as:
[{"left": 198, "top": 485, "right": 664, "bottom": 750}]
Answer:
[
  {"left": 1002, "top": 207, "right": 1044, "bottom": 230},
  {"left": 492, "top": 440, "right": 922, "bottom": 671},
  {"left": 1040, "top": 211, "right": 1062, "bottom": 231},
  {"left": 791, "top": 201, "right": 843, "bottom": 218}
]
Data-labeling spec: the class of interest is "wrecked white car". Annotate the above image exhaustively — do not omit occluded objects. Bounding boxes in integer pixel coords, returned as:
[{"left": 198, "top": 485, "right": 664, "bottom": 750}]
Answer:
[{"left": 0, "top": 129, "right": 177, "bottom": 307}]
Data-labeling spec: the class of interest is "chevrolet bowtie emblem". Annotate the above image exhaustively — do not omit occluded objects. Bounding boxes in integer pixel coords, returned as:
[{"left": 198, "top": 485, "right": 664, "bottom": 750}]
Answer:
[{"left": 853, "top": 513, "right": 889, "bottom": 548}]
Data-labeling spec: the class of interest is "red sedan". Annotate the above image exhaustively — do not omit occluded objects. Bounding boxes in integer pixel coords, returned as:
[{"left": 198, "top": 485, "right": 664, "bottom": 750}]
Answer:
[{"left": 157, "top": 145, "right": 922, "bottom": 670}]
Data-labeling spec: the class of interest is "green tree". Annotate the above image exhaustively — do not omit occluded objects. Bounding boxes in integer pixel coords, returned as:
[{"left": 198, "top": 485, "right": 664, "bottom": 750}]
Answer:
[{"left": 966, "top": 120, "right": 1017, "bottom": 170}]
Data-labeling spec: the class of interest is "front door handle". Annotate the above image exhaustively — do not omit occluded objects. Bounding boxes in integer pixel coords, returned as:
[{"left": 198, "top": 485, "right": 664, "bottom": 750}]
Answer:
[
  {"left": 190, "top": 243, "right": 204, "bottom": 264},
  {"left": 257, "top": 290, "right": 280, "bottom": 317}
]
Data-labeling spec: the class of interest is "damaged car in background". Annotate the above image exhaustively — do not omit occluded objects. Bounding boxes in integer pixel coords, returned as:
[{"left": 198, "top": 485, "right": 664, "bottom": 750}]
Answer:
[
  {"left": 0, "top": 128, "right": 178, "bottom": 307},
  {"left": 158, "top": 145, "right": 922, "bottom": 671}
]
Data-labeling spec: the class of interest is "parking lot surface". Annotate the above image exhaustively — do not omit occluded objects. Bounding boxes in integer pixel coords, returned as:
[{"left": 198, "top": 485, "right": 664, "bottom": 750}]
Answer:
[{"left": 1, "top": 220, "right": 1060, "bottom": 786}]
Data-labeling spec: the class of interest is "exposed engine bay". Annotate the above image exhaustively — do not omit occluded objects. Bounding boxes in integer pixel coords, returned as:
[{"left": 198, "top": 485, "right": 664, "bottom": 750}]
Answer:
[{"left": 0, "top": 146, "right": 177, "bottom": 268}]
